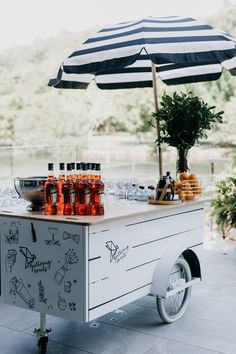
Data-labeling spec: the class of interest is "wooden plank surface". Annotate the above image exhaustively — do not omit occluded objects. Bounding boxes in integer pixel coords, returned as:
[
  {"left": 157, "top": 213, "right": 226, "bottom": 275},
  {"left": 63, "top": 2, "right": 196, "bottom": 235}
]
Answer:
[{"left": 0, "top": 199, "right": 208, "bottom": 225}]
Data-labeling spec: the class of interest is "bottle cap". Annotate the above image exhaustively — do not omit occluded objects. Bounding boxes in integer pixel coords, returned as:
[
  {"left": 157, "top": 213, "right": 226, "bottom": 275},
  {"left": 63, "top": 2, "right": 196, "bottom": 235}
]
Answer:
[
  {"left": 95, "top": 163, "right": 101, "bottom": 171},
  {"left": 86, "top": 162, "right": 93, "bottom": 170},
  {"left": 59, "top": 162, "right": 65, "bottom": 170},
  {"left": 71, "top": 162, "right": 75, "bottom": 170},
  {"left": 139, "top": 185, "right": 145, "bottom": 189},
  {"left": 66, "top": 163, "right": 72, "bottom": 171},
  {"left": 81, "top": 162, "right": 87, "bottom": 171},
  {"left": 76, "top": 162, "right": 81, "bottom": 170},
  {"left": 48, "top": 163, "right": 53, "bottom": 171},
  {"left": 148, "top": 185, "right": 155, "bottom": 190}
]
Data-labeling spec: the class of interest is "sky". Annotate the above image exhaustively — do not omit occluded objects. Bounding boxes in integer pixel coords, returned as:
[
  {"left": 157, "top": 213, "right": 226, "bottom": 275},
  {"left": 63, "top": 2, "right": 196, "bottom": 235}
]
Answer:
[{"left": 0, "top": 0, "right": 235, "bottom": 51}]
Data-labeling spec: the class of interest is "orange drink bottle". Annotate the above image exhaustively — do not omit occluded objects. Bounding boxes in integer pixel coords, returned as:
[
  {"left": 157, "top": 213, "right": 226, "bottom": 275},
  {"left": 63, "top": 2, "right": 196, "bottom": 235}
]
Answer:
[
  {"left": 89, "top": 163, "right": 104, "bottom": 216},
  {"left": 75, "top": 162, "right": 81, "bottom": 182},
  {"left": 62, "top": 163, "right": 75, "bottom": 215},
  {"left": 44, "top": 163, "right": 57, "bottom": 215},
  {"left": 57, "top": 162, "right": 65, "bottom": 214},
  {"left": 75, "top": 162, "right": 91, "bottom": 215},
  {"left": 71, "top": 162, "right": 76, "bottom": 181}
]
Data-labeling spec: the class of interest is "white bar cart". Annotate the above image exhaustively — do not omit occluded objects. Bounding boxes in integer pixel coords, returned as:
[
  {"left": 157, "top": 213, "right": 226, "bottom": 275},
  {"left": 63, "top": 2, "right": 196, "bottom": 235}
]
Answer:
[{"left": 0, "top": 200, "right": 205, "bottom": 354}]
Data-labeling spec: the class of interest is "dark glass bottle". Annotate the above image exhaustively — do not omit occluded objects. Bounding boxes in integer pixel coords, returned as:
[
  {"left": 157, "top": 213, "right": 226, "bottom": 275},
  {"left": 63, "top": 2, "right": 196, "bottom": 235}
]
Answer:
[
  {"left": 75, "top": 162, "right": 91, "bottom": 215},
  {"left": 62, "top": 163, "right": 75, "bottom": 215},
  {"left": 71, "top": 162, "right": 76, "bottom": 181},
  {"left": 86, "top": 162, "right": 93, "bottom": 181},
  {"left": 166, "top": 171, "right": 175, "bottom": 200},
  {"left": 88, "top": 163, "right": 104, "bottom": 216},
  {"left": 75, "top": 162, "right": 81, "bottom": 181},
  {"left": 156, "top": 175, "right": 165, "bottom": 200},
  {"left": 57, "top": 162, "right": 65, "bottom": 214},
  {"left": 44, "top": 163, "right": 57, "bottom": 215}
]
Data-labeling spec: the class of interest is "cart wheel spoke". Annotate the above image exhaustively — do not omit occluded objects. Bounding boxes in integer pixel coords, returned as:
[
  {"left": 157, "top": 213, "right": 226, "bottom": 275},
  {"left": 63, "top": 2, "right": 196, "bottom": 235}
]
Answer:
[{"left": 156, "top": 257, "right": 192, "bottom": 323}]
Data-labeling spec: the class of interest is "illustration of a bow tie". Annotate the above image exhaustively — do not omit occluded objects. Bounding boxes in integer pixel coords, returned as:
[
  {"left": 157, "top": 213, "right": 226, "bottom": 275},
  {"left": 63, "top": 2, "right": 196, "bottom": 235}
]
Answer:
[{"left": 63, "top": 231, "right": 80, "bottom": 244}]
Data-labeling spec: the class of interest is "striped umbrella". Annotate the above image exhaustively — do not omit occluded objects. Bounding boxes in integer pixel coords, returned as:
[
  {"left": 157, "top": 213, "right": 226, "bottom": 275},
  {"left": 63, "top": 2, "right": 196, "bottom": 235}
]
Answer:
[{"left": 49, "top": 16, "right": 236, "bottom": 175}]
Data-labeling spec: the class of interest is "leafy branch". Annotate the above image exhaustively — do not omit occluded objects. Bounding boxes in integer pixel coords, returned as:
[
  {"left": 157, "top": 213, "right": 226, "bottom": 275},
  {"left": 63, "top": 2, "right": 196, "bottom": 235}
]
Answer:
[{"left": 153, "top": 92, "right": 224, "bottom": 149}]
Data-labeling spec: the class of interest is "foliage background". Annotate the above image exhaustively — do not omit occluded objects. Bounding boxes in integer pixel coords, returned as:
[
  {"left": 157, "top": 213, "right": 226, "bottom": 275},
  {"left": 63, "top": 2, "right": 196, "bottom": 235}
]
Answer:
[{"left": 0, "top": 5, "right": 236, "bottom": 147}]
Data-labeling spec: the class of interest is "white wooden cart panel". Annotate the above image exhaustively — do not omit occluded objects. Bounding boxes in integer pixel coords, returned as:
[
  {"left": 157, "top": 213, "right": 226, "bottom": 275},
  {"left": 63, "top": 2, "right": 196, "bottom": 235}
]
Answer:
[
  {"left": 0, "top": 217, "right": 87, "bottom": 322},
  {"left": 88, "top": 208, "right": 204, "bottom": 311},
  {"left": 0, "top": 201, "right": 205, "bottom": 323},
  {"left": 88, "top": 208, "right": 204, "bottom": 259}
]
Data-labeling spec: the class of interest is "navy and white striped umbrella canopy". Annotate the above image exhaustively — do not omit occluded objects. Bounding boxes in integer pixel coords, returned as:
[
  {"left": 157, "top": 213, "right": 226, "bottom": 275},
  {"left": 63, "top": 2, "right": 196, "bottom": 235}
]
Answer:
[{"left": 49, "top": 16, "right": 236, "bottom": 89}]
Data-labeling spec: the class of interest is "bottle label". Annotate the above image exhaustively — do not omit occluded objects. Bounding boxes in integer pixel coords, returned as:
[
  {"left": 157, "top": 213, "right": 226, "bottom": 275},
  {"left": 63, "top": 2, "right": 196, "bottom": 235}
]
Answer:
[
  {"left": 84, "top": 189, "right": 91, "bottom": 206},
  {"left": 50, "top": 188, "right": 57, "bottom": 205},
  {"left": 77, "top": 188, "right": 90, "bottom": 205},
  {"left": 96, "top": 189, "right": 104, "bottom": 205},
  {"left": 69, "top": 188, "right": 76, "bottom": 204}
]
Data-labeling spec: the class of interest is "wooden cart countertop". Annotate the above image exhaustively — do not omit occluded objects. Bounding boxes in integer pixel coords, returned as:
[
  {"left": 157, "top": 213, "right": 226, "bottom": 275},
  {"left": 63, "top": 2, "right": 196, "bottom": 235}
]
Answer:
[{"left": 0, "top": 198, "right": 211, "bottom": 226}]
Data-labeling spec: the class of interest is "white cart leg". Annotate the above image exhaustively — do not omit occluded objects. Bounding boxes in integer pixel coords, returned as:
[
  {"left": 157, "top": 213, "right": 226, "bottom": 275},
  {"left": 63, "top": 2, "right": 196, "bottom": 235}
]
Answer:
[{"left": 34, "top": 313, "right": 51, "bottom": 354}]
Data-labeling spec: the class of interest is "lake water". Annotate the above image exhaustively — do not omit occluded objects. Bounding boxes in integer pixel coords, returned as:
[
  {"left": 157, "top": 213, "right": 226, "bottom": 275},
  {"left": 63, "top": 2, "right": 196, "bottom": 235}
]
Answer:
[{"left": 0, "top": 134, "right": 235, "bottom": 189}]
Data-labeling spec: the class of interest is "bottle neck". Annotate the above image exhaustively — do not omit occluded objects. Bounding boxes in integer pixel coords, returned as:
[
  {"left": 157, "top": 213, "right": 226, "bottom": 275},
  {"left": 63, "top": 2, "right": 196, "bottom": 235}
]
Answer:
[
  {"left": 59, "top": 170, "right": 65, "bottom": 180},
  {"left": 90, "top": 170, "right": 101, "bottom": 181},
  {"left": 66, "top": 170, "right": 72, "bottom": 181},
  {"left": 47, "top": 170, "right": 54, "bottom": 181},
  {"left": 80, "top": 171, "right": 87, "bottom": 180},
  {"left": 94, "top": 170, "right": 101, "bottom": 181},
  {"left": 86, "top": 169, "right": 91, "bottom": 181},
  {"left": 76, "top": 171, "right": 81, "bottom": 181}
]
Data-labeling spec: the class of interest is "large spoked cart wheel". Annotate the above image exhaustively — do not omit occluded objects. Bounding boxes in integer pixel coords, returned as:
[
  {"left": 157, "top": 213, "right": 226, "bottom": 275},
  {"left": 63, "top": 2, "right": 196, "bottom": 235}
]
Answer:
[{"left": 156, "top": 257, "right": 192, "bottom": 323}]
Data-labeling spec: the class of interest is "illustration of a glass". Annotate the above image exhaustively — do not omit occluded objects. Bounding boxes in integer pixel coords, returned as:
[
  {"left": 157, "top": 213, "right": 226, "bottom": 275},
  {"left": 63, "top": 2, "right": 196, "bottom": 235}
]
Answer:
[{"left": 45, "top": 227, "right": 61, "bottom": 246}]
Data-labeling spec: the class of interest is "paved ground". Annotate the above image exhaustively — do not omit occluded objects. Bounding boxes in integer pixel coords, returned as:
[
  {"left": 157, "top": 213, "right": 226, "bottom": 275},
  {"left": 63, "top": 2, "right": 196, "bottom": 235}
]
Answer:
[{"left": 0, "top": 235, "right": 236, "bottom": 354}]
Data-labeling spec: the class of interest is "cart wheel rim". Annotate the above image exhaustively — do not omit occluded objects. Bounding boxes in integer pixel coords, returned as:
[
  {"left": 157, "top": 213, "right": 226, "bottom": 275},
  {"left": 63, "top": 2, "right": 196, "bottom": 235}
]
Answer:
[
  {"left": 163, "top": 262, "right": 189, "bottom": 316},
  {"left": 156, "top": 257, "right": 192, "bottom": 323}
]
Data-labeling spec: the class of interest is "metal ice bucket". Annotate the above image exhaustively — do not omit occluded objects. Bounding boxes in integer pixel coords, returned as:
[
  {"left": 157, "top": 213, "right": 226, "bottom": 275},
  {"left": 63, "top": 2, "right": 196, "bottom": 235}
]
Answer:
[{"left": 14, "top": 177, "right": 47, "bottom": 211}]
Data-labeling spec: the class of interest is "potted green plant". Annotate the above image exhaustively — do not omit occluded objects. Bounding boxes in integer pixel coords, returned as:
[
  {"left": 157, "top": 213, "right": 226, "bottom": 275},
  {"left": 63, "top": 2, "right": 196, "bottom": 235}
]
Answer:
[
  {"left": 153, "top": 92, "right": 223, "bottom": 172},
  {"left": 211, "top": 158, "right": 236, "bottom": 237}
]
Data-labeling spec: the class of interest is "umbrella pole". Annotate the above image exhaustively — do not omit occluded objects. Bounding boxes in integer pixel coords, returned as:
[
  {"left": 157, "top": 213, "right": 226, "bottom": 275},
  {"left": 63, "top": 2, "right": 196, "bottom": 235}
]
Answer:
[{"left": 151, "top": 63, "right": 163, "bottom": 176}]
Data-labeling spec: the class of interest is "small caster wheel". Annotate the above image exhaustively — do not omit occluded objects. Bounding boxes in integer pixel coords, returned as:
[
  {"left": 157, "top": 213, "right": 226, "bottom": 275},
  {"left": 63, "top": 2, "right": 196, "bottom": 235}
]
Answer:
[{"left": 38, "top": 336, "right": 48, "bottom": 354}]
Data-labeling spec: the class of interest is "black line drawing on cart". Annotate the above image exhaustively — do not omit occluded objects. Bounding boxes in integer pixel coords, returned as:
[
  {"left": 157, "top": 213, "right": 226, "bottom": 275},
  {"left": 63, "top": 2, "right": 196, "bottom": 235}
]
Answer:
[
  {"left": 106, "top": 241, "right": 118, "bottom": 262},
  {"left": 64, "top": 281, "right": 72, "bottom": 293},
  {"left": 19, "top": 246, "right": 36, "bottom": 269},
  {"left": 38, "top": 280, "right": 47, "bottom": 304},
  {"left": 63, "top": 231, "right": 80, "bottom": 244},
  {"left": 31, "top": 222, "right": 37, "bottom": 243},
  {"left": 19, "top": 246, "right": 51, "bottom": 273},
  {"left": 5, "top": 249, "right": 17, "bottom": 273},
  {"left": 45, "top": 227, "right": 61, "bottom": 246},
  {"left": 58, "top": 293, "right": 66, "bottom": 311},
  {"left": 9, "top": 277, "right": 35, "bottom": 309},
  {"left": 5, "top": 222, "right": 19, "bottom": 245},
  {"left": 69, "top": 302, "right": 76, "bottom": 311},
  {"left": 105, "top": 241, "right": 129, "bottom": 263},
  {"left": 53, "top": 249, "right": 78, "bottom": 285},
  {"left": 30, "top": 260, "right": 51, "bottom": 274}
]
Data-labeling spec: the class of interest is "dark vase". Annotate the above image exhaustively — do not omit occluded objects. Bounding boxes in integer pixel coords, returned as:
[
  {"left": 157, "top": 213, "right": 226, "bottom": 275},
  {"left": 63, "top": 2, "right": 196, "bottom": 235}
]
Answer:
[{"left": 176, "top": 147, "right": 190, "bottom": 173}]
